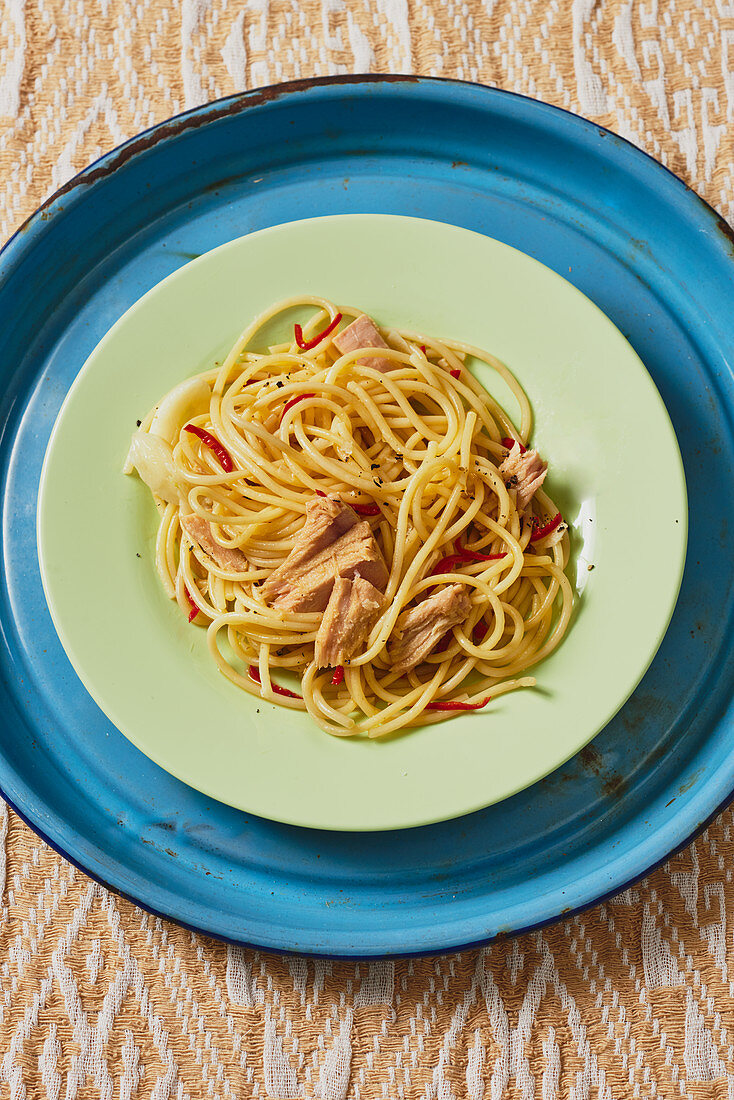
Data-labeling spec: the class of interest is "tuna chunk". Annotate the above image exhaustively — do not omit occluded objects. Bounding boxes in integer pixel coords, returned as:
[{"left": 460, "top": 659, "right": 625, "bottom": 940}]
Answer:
[
  {"left": 266, "top": 496, "right": 359, "bottom": 583},
  {"left": 332, "top": 314, "right": 394, "bottom": 373},
  {"left": 262, "top": 497, "right": 389, "bottom": 613},
  {"left": 499, "top": 443, "right": 547, "bottom": 511},
  {"left": 315, "top": 574, "right": 385, "bottom": 667},
  {"left": 180, "top": 514, "right": 250, "bottom": 573},
  {"left": 391, "top": 584, "right": 471, "bottom": 675}
]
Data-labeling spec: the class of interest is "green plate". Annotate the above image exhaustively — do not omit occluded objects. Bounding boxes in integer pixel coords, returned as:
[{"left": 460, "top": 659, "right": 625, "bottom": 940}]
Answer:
[{"left": 37, "top": 215, "right": 687, "bottom": 831}]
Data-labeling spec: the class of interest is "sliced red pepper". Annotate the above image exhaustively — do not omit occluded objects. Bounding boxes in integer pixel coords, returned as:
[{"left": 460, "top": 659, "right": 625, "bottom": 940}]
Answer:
[
  {"left": 249, "top": 665, "right": 302, "bottom": 700},
  {"left": 279, "top": 393, "right": 315, "bottom": 424},
  {"left": 429, "top": 553, "right": 472, "bottom": 577},
  {"left": 454, "top": 533, "right": 506, "bottom": 563},
  {"left": 419, "top": 344, "right": 427, "bottom": 354},
  {"left": 331, "top": 666, "right": 345, "bottom": 687},
  {"left": 473, "top": 620, "right": 488, "bottom": 642},
  {"left": 530, "top": 512, "right": 563, "bottom": 542},
  {"left": 294, "top": 312, "right": 342, "bottom": 351},
  {"left": 449, "top": 368, "right": 462, "bottom": 380},
  {"left": 501, "top": 436, "right": 526, "bottom": 454},
  {"left": 461, "top": 548, "right": 506, "bottom": 562},
  {"left": 184, "top": 586, "right": 199, "bottom": 624},
  {"left": 430, "top": 550, "right": 505, "bottom": 576},
  {"left": 434, "top": 632, "right": 452, "bottom": 653},
  {"left": 427, "top": 696, "right": 492, "bottom": 711},
  {"left": 184, "top": 424, "right": 234, "bottom": 472}
]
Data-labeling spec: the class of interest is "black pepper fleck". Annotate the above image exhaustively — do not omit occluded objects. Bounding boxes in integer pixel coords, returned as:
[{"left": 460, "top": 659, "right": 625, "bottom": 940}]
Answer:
[{"left": 136, "top": 419, "right": 141, "bottom": 427}]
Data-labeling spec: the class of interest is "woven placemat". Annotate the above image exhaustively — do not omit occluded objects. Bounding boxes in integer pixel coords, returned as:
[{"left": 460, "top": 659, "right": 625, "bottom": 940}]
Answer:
[{"left": 1, "top": 2, "right": 733, "bottom": 1095}]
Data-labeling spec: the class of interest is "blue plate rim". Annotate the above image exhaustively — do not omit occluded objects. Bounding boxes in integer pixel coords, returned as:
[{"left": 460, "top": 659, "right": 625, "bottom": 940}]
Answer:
[{"left": 1, "top": 73, "right": 732, "bottom": 956}]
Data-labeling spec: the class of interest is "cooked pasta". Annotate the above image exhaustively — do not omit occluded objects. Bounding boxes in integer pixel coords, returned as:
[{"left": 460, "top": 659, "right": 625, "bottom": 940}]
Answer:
[{"left": 125, "top": 295, "right": 573, "bottom": 738}]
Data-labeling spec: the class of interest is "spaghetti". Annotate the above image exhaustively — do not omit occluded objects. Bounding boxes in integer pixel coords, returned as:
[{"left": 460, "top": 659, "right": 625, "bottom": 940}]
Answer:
[{"left": 125, "top": 296, "right": 573, "bottom": 738}]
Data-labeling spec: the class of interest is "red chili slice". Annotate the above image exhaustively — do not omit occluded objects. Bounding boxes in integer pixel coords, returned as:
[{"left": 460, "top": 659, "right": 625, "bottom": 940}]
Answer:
[
  {"left": 419, "top": 344, "right": 427, "bottom": 354},
  {"left": 530, "top": 512, "right": 563, "bottom": 543},
  {"left": 249, "top": 665, "right": 302, "bottom": 700},
  {"left": 501, "top": 436, "right": 527, "bottom": 454},
  {"left": 294, "top": 312, "right": 342, "bottom": 351},
  {"left": 450, "top": 368, "right": 462, "bottom": 380},
  {"left": 331, "top": 666, "right": 345, "bottom": 687},
  {"left": 427, "top": 697, "right": 492, "bottom": 711},
  {"left": 434, "top": 632, "right": 452, "bottom": 653},
  {"left": 453, "top": 534, "right": 506, "bottom": 563},
  {"left": 473, "top": 620, "right": 488, "bottom": 642},
  {"left": 429, "top": 553, "right": 471, "bottom": 577},
  {"left": 184, "top": 586, "right": 199, "bottom": 624},
  {"left": 430, "top": 550, "right": 505, "bottom": 576},
  {"left": 461, "top": 548, "right": 507, "bottom": 562},
  {"left": 279, "top": 393, "right": 315, "bottom": 424},
  {"left": 184, "top": 424, "right": 234, "bottom": 472}
]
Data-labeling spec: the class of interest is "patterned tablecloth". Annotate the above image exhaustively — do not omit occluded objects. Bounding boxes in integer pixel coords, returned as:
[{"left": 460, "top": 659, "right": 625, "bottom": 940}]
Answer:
[{"left": 1, "top": 2, "right": 733, "bottom": 1096}]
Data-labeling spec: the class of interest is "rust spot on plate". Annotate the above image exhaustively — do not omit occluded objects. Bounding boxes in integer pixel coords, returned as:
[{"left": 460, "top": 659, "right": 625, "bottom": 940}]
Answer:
[
  {"left": 579, "top": 745, "right": 603, "bottom": 776},
  {"left": 715, "top": 215, "right": 734, "bottom": 256},
  {"left": 602, "top": 773, "right": 626, "bottom": 799}
]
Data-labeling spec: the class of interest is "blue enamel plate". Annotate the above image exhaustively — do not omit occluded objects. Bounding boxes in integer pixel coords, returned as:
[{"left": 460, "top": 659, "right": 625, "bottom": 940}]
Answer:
[{"left": 1, "top": 77, "right": 732, "bottom": 955}]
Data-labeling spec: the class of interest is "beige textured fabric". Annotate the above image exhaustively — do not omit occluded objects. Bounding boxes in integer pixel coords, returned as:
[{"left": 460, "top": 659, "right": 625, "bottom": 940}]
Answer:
[{"left": 1, "top": 2, "right": 733, "bottom": 1095}]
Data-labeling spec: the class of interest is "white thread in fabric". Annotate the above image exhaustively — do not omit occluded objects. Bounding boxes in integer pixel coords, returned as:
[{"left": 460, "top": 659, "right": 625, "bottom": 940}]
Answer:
[
  {"left": 684, "top": 989, "right": 728, "bottom": 1083},
  {"left": 670, "top": 844, "right": 700, "bottom": 920},
  {"left": 181, "top": 0, "right": 214, "bottom": 108},
  {"left": 701, "top": 882, "right": 728, "bottom": 982},
  {"left": 226, "top": 945, "right": 256, "bottom": 1008},
  {"left": 571, "top": 0, "right": 609, "bottom": 113},
  {"left": 542, "top": 1026, "right": 560, "bottom": 1100},
  {"left": 642, "top": 906, "right": 682, "bottom": 989},
  {"left": 466, "top": 1029, "right": 485, "bottom": 1100},
  {"left": 246, "top": 0, "right": 271, "bottom": 89},
  {"left": 612, "top": 1, "right": 641, "bottom": 80},
  {"left": 701, "top": 88, "right": 727, "bottom": 180},
  {"left": 316, "top": 1008, "right": 353, "bottom": 1100},
  {"left": 609, "top": 887, "right": 640, "bottom": 906},
  {"left": 478, "top": 956, "right": 510, "bottom": 1100},
  {"left": 0, "top": 0, "right": 26, "bottom": 118},
  {"left": 354, "top": 961, "right": 394, "bottom": 1006},
  {"left": 85, "top": 938, "right": 103, "bottom": 984},
  {"left": 510, "top": 950, "right": 555, "bottom": 1098},
  {"left": 38, "top": 1021, "right": 61, "bottom": 1100},
  {"left": 263, "top": 1006, "right": 300, "bottom": 1099},
  {"left": 120, "top": 1030, "right": 143, "bottom": 1100},
  {"left": 221, "top": 9, "right": 248, "bottom": 90},
  {"left": 346, "top": 14, "right": 374, "bottom": 71},
  {"left": 375, "top": 0, "right": 412, "bottom": 71}
]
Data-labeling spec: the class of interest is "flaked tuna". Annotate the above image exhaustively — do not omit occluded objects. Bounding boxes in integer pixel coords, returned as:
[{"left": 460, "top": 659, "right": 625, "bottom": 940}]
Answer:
[
  {"left": 315, "top": 574, "right": 385, "bottom": 668},
  {"left": 262, "top": 497, "right": 388, "bottom": 613},
  {"left": 499, "top": 443, "right": 547, "bottom": 511},
  {"left": 391, "top": 584, "right": 471, "bottom": 675},
  {"left": 332, "top": 314, "right": 394, "bottom": 373},
  {"left": 180, "top": 514, "right": 250, "bottom": 573}
]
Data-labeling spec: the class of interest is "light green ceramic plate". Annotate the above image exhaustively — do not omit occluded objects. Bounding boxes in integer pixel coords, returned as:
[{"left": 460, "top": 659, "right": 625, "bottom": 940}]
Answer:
[{"left": 37, "top": 215, "right": 687, "bottom": 831}]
